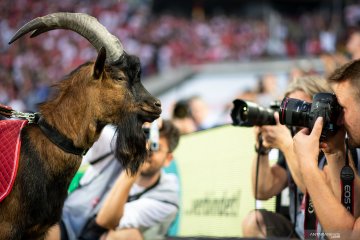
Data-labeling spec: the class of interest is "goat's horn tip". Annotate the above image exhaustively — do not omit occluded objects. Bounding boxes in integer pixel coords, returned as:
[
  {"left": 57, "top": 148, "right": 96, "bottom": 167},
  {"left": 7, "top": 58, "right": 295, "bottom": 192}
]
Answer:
[
  {"left": 8, "top": 38, "right": 17, "bottom": 45},
  {"left": 8, "top": 34, "right": 21, "bottom": 44},
  {"left": 8, "top": 32, "right": 28, "bottom": 44}
]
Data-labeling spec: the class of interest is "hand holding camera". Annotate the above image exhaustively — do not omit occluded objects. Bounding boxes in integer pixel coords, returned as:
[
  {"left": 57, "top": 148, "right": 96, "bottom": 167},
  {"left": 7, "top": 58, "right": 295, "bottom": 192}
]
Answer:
[
  {"left": 279, "top": 93, "right": 342, "bottom": 141},
  {"left": 293, "top": 117, "right": 324, "bottom": 170},
  {"left": 256, "top": 112, "right": 293, "bottom": 151},
  {"left": 231, "top": 99, "right": 293, "bottom": 154},
  {"left": 319, "top": 125, "right": 346, "bottom": 155}
]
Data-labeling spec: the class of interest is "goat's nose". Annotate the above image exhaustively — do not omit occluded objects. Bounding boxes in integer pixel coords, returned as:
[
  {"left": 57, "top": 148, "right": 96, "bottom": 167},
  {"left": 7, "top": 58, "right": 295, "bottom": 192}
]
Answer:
[{"left": 154, "top": 100, "right": 161, "bottom": 108}]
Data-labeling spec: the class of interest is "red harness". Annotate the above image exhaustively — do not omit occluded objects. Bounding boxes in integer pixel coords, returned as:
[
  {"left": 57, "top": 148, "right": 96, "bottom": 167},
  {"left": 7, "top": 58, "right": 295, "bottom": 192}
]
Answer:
[
  {"left": 0, "top": 119, "right": 28, "bottom": 202},
  {"left": 0, "top": 103, "right": 88, "bottom": 202}
]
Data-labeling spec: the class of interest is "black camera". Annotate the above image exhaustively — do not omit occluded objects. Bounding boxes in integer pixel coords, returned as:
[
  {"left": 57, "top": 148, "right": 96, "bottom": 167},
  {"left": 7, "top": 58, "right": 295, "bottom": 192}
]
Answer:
[
  {"left": 231, "top": 99, "right": 280, "bottom": 127},
  {"left": 279, "top": 92, "right": 342, "bottom": 139}
]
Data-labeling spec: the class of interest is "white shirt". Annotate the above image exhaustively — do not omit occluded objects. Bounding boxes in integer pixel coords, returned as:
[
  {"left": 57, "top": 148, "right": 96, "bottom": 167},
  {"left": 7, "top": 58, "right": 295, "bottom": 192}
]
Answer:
[{"left": 119, "top": 172, "right": 179, "bottom": 240}]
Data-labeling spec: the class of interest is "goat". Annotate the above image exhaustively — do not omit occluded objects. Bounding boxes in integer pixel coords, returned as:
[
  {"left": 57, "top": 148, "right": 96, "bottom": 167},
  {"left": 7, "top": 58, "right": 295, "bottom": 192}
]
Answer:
[{"left": 0, "top": 13, "right": 161, "bottom": 239}]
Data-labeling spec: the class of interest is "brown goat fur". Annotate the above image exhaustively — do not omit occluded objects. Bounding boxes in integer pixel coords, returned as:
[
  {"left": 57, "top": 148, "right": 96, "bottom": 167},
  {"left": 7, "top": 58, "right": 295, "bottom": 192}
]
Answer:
[{"left": 0, "top": 48, "right": 161, "bottom": 239}]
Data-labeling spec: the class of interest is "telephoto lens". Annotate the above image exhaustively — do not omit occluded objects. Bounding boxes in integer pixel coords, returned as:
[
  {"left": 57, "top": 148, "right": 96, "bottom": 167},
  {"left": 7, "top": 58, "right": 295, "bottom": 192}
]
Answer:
[{"left": 231, "top": 99, "right": 279, "bottom": 127}]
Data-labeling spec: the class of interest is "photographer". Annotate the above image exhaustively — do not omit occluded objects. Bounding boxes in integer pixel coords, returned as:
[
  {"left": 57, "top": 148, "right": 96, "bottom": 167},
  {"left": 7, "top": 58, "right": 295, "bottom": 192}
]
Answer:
[
  {"left": 46, "top": 120, "right": 180, "bottom": 240},
  {"left": 242, "top": 76, "right": 332, "bottom": 238},
  {"left": 293, "top": 60, "right": 360, "bottom": 239}
]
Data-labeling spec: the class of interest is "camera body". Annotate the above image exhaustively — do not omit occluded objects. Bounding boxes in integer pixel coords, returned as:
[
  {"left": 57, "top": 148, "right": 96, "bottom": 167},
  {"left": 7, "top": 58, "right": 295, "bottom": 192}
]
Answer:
[
  {"left": 231, "top": 99, "right": 281, "bottom": 127},
  {"left": 149, "top": 120, "right": 160, "bottom": 151},
  {"left": 279, "top": 92, "right": 342, "bottom": 139},
  {"left": 143, "top": 120, "right": 160, "bottom": 151}
]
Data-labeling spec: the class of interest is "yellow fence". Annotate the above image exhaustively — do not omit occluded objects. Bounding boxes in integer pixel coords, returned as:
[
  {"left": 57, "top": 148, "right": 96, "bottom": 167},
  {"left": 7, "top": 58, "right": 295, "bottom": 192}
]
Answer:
[{"left": 170, "top": 125, "right": 277, "bottom": 237}]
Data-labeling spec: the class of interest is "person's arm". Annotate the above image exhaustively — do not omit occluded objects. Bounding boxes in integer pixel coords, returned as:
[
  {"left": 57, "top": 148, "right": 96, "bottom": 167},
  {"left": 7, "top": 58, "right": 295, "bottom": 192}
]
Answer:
[
  {"left": 252, "top": 112, "right": 306, "bottom": 199},
  {"left": 294, "top": 117, "right": 360, "bottom": 238},
  {"left": 96, "top": 170, "right": 138, "bottom": 229},
  {"left": 251, "top": 125, "right": 288, "bottom": 200},
  {"left": 318, "top": 125, "right": 347, "bottom": 200},
  {"left": 116, "top": 197, "right": 178, "bottom": 229},
  {"left": 103, "top": 228, "right": 143, "bottom": 240},
  {"left": 317, "top": 123, "right": 360, "bottom": 218},
  {"left": 322, "top": 128, "right": 360, "bottom": 219},
  {"left": 271, "top": 113, "right": 306, "bottom": 193},
  {"left": 251, "top": 152, "right": 288, "bottom": 200}
]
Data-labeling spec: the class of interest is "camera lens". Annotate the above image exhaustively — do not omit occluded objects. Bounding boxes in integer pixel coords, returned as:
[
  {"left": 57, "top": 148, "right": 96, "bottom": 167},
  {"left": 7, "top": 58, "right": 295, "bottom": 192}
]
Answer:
[
  {"left": 279, "top": 97, "right": 311, "bottom": 128},
  {"left": 231, "top": 99, "right": 277, "bottom": 126},
  {"left": 279, "top": 93, "right": 342, "bottom": 140},
  {"left": 301, "top": 104, "right": 309, "bottom": 111}
]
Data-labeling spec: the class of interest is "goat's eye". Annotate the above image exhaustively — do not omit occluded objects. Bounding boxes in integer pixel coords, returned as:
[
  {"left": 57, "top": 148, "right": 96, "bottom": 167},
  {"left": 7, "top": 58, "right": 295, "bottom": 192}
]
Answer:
[{"left": 115, "top": 77, "right": 125, "bottom": 82}]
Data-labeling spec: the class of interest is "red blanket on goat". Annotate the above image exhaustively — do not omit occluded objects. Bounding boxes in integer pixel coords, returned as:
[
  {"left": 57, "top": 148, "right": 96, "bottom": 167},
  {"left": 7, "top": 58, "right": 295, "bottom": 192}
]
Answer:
[{"left": 0, "top": 119, "right": 28, "bottom": 202}]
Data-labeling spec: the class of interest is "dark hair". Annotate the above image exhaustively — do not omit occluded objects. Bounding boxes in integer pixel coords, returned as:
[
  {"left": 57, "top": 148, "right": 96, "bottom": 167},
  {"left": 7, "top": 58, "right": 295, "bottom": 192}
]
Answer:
[
  {"left": 328, "top": 59, "right": 360, "bottom": 98},
  {"left": 159, "top": 120, "right": 180, "bottom": 153},
  {"left": 172, "top": 99, "right": 192, "bottom": 119}
]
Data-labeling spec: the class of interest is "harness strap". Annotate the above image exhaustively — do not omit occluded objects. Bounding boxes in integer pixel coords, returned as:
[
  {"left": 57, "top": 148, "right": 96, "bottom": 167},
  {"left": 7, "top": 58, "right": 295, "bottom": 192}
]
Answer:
[
  {"left": 0, "top": 104, "right": 39, "bottom": 123},
  {"left": 1, "top": 103, "right": 87, "bottom": 156},
  {"left": 38, "top": 117, "right": 88, "bottom": 156}
]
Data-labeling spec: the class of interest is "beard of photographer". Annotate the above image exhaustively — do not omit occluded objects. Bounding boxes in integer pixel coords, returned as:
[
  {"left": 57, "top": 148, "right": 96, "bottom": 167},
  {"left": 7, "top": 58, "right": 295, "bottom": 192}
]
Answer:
[
  {"left": 293, "top": 60, "right": 360, "bottom": 239},
  {"left": 242, "top": 76, "right": 332, "bottom": 238}
]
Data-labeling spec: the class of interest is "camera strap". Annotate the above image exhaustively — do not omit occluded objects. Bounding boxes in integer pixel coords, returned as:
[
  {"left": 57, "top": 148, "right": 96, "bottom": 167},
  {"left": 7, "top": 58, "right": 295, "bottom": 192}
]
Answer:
[
  {"left": 127, "top": 175, "right": 161, "bottom": 202},
  {"left": 303, "top": 153, "right": 325, "bottom": 239},
  {"left": 253, "top": 134, "right": 268, "bottom": 237},
  {"left": 304, "top": 192, "right": 318, "bottom": 239},
  {"left": 340, "top": 138, "right": 355, "bottom": 215}
]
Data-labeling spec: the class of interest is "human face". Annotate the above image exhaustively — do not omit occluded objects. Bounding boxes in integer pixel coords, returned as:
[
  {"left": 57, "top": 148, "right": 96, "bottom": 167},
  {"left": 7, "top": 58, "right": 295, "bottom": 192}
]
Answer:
[
  {"left": 189, "top": 98, "right": 208, "bottom": 126},
  {"left": 346, "top": 32, "right": 360, "bottom": 55},
  {"left": 333, "top": 80, "right": 360, "bottom": 147},
  {"left": 141, "top": 137, "right": 171, "bottom": 177}
]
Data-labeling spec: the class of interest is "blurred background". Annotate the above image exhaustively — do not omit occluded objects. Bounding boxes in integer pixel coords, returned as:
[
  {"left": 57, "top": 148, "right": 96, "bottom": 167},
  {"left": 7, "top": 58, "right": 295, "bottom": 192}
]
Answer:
[
  {"left": 1, "top": 0, "right": 360, "bottom": 237},
  {"left": 1, "top": 0, "right": 359, "bottom": 123}
]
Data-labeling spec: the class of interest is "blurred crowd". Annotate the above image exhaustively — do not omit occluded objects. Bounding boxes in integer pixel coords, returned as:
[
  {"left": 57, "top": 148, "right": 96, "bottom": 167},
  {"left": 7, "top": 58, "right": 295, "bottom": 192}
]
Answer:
[{"left": 0, "top": 0, "right": 358, "bottom": 113}]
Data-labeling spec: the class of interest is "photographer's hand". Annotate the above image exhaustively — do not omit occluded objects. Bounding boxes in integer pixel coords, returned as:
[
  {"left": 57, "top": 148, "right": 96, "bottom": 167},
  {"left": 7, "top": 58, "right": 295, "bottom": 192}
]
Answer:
[
  {"left": 252, "top": 112, "right": 305, "bottom": 198},
  {"left": 252, "top": 126, "right": 287, "bottom": 199},
  {"left": 262, "top": 112, "right": 307, "bottom": 192},
  {"left": 320, "top": 125, "right": 346, "bottom": 155},
  {"left": 260, "top": 112, "right": 292, "bottom": 150},
  {"left": 294, "top": 117, "right": 360, "bottom": 237},
  {"left": 294, "top": 117, "right": 323, "bottom": 171}
]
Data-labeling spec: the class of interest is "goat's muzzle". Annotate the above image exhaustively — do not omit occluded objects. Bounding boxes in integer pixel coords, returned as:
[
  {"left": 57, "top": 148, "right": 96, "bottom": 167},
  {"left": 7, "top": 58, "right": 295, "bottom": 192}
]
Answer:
[{"left": 139, "top": 99, "right": 162, "bottom": 123}]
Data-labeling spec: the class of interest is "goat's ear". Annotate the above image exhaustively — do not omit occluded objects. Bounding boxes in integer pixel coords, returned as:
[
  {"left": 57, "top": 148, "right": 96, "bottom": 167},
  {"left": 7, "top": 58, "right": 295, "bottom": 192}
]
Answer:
[{"left": 93, "top": 47, "right": 106, "bottom": 80}]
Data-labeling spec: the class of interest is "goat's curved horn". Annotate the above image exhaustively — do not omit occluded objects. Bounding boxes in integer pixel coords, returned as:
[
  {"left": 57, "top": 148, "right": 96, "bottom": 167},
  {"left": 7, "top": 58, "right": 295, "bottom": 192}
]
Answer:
[{"left": 9, "top": 12, "right": 123, "bottom": 63}]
